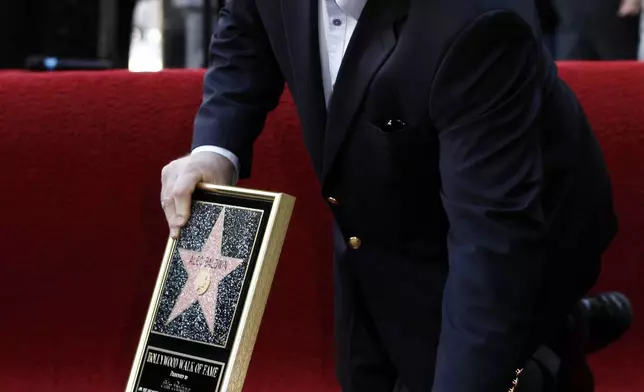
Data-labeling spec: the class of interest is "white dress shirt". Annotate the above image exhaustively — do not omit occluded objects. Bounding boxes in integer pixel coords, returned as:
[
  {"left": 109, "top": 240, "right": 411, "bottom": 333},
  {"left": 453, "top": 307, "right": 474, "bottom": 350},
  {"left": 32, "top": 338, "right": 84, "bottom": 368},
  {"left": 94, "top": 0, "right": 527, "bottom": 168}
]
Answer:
[
  {"left": 192, "top": 0, "right": 367, "bottom": 183},
  {"left": 319, "top": 0, "right": 365, "bottom": 103}
]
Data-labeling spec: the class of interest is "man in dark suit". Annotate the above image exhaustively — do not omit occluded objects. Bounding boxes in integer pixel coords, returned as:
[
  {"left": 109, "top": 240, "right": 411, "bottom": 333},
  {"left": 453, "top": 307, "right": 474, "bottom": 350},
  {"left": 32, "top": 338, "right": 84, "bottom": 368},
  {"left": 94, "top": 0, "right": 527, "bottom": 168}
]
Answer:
[{"left": 161, "top": 0, "right": 624, "bottom": 390}]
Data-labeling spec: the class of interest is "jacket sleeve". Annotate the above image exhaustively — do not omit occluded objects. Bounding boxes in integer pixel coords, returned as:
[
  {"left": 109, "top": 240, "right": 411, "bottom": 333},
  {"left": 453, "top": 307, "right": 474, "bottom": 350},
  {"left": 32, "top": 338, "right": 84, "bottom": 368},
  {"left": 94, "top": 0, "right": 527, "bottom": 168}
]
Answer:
[
  {"left": 192, "top": 0, "right": 285, "bottom": 179},
  {"left": 429, "top": 10, "right": 547, "bottom": 392}
]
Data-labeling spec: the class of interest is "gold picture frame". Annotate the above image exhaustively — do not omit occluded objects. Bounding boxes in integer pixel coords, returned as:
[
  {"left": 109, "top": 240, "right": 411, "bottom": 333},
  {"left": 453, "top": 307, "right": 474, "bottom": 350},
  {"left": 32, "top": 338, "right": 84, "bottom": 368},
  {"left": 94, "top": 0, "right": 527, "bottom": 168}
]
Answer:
[{"left": 126, "top": 183, "right": 295, "bottom": 392}]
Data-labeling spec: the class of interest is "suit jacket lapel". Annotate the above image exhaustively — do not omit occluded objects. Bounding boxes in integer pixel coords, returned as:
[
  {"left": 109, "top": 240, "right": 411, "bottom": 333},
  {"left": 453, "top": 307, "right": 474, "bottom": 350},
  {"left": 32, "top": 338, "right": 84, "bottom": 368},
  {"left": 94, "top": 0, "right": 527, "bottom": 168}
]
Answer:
[
  {"left": 322, "top": 0, "right": 410, "bottom": 183},
  {"left": 280, "top": 0, "right": 328, "bottom": 174}
]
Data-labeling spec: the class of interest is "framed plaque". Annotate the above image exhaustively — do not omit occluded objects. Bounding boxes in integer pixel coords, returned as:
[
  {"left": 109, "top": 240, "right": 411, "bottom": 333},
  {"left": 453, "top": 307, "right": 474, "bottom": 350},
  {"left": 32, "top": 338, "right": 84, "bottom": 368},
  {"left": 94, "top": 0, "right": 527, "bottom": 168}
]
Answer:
[{"left": 126, "top": 183, "right": 295, "bottom": 392}]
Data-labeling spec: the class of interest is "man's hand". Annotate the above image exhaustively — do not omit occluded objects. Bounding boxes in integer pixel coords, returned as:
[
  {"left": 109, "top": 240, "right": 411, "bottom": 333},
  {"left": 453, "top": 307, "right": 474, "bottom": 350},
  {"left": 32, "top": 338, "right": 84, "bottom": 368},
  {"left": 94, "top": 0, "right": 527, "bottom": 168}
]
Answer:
[
  {"left": 618, "top": 0, "right": 641, "bottom": 17},
  {"left": 161, "top": 152, "right": 236, "bottom": 238}
]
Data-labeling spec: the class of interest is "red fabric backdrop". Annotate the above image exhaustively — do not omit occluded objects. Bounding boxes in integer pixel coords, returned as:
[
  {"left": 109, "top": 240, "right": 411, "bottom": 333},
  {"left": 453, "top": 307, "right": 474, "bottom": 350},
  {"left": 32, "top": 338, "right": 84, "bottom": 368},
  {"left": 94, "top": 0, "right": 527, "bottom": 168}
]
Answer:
[{"left": 0, "top": 63, "right": 641, "bottom": 391}]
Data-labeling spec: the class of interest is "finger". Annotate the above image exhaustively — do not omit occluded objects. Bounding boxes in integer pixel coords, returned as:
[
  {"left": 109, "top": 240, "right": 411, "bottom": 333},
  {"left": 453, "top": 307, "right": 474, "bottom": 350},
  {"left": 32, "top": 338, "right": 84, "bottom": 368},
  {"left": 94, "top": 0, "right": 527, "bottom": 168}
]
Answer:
[
  {"left": 172, "top": 168, "right": 202, "bottom": 226},
  {"left": 161, "top": 167, "right": 179, "bottom": 229},
  {"left": 161, "top": 163, "right": 172, "bottom": 184},
  {"left": 161, "top": 195, "right": 175, "bottom": 224},
  {"left": 162, "top": 194, "right": 182, "bottom": 239},
  {"left": 162, "top": 198, "right": 181, "bottom": 239},
  {"left": 161, "top": 164, "right": 176, "bottom": 211}
]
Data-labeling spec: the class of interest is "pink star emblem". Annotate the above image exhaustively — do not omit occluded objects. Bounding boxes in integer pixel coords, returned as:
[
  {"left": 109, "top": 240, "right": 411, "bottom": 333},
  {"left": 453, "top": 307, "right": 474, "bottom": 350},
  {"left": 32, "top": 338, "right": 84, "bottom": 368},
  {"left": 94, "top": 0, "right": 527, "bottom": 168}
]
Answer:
[{"left": 166, "top": 208, "right": 244, "bottom": 334}]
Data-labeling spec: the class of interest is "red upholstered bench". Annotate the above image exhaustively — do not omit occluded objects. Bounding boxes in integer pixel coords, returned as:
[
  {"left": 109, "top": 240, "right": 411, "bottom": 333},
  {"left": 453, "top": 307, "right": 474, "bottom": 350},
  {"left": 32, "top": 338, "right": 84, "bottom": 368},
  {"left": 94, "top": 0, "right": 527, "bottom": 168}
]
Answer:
[{"left": 0, "top": 64, "right": 641, "bottom": 391}]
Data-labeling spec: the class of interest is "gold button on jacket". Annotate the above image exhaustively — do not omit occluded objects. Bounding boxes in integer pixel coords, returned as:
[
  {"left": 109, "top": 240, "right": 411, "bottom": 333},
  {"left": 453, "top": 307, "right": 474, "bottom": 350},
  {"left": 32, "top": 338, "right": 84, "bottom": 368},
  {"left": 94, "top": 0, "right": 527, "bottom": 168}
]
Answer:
[
  {"left": 327, "top": 196, "right": 339, "bottom": 205},
  {"left": 348, "top": 237, "right": 362, "bottom": 250}
]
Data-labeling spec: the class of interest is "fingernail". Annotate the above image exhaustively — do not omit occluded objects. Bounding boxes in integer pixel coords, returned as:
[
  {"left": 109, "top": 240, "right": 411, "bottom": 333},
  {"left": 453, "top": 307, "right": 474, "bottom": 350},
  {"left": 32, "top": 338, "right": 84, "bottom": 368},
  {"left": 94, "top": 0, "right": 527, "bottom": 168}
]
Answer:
[
  {"left": 175, "top": 215, "right": 185, "bottom": 225},
  {"left": 170, "top": 228, "right": 179, "bottom": 239}
]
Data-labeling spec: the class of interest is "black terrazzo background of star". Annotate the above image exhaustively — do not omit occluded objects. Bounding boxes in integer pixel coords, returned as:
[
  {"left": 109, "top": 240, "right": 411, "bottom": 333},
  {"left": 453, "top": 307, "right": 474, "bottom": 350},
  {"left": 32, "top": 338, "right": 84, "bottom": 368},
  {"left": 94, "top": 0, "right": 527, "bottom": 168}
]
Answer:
[{"left": 151, "top": 201, "right": 262, "bottom": 346}]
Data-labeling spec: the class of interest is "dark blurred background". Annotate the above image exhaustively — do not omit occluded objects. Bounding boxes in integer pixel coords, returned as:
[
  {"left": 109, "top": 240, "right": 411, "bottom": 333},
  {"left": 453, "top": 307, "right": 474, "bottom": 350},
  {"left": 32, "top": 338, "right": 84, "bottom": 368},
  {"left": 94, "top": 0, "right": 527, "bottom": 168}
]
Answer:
[
  {"left": 0, "top": 0, "right": 640, "bottom": 72},
  {"left": 0, "top": 0, "right": 136, "bottom": 69},
  {"left": 0, "top": 0, "right": 219, "bottom": 71}
]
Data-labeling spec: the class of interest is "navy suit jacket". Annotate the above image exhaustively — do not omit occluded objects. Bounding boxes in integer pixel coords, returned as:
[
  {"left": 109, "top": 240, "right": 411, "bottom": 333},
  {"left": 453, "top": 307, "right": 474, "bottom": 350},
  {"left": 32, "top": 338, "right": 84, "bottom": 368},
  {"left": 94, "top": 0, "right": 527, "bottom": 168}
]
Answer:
[{"left": 192, "top": 0, "right": 618, "bottom": 390}]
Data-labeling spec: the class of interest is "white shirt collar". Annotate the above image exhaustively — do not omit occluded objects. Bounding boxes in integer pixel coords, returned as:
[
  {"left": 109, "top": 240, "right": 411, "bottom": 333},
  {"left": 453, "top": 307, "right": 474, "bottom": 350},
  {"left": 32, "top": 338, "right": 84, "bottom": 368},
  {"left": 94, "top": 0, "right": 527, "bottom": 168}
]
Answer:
[{"left": 335, "top": 0, "right": 367, "bottom": 20}]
